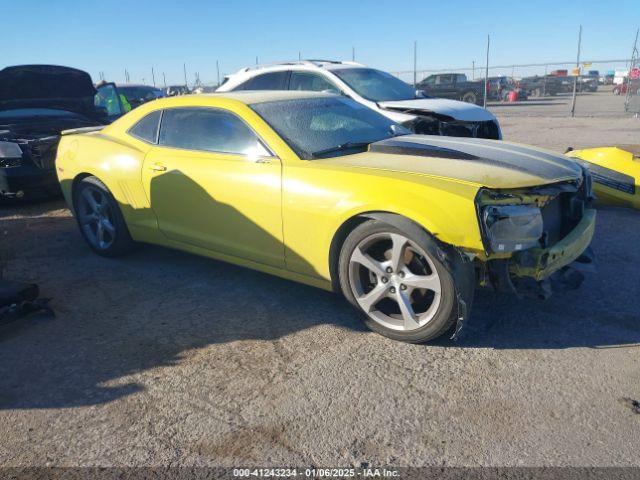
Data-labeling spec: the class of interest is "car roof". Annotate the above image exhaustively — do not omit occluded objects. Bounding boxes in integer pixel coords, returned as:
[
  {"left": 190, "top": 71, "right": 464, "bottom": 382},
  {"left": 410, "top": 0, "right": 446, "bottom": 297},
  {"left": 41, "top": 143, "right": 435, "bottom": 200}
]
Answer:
[
  {"left": 194, "top": 90, "right": 337, "bottom": 104},
  {"left": 105, "top": 90, "right": 340, "bottom": 134},
  {"left": 116, "top": 84, "right": 161, "bottom": 89}
]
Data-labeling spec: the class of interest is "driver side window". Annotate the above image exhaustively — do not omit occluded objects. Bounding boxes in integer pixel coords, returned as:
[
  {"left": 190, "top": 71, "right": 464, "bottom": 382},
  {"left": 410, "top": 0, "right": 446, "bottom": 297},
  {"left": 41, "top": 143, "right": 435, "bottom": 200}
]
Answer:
[
  {"left": 158, "top": 107, "right": 269, "bottom": 156},
  {"left": 435, "top": 75, "right": 452, "bottom": 85},
  {"left": 289, "top": 72, "right": 339, "bottom": 93}
]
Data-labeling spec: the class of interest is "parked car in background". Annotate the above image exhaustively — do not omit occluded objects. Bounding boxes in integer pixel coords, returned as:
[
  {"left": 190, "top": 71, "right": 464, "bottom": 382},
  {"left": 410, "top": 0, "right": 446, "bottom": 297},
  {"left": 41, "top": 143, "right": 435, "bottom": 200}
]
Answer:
[
  {"left": 578, "top": 76, "right": 599, "bottom": 92},
  {"left": 0, "top": 65, "right": 126, "bottom": 199},
  {"left": 56, "top": 91, "right": 596, "bottom": 343},
  {"left": 517, "top": 75, "right": 564, "bottom": 97},
  {"left": 116, "top": 84, "right": 165, "bottom": 109},
  {"left": 487, "top": 76, "right": 527, "bottom": 101},
  {"left": 415, "top": 73, "right": 485, "bottom": 105},
  {"left": 218, "top": 60, "right": 501, "bottom": 139},
  {"left": 166, "top": 85, "right": 190, "bottom": 96},
  {"left": 613, "top": 78, "right": 640, "bottom": 95}
]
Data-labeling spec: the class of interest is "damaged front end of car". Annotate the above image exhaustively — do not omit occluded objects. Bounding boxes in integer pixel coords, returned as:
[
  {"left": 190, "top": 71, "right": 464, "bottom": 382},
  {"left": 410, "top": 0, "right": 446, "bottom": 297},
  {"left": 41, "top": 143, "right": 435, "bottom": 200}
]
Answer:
[
  {"left": 383, "top": 106, "right": 502, "bottom": 140},
  {"left": 0, "top": 130, "right": 65, "bottom": 199},
  {"left": 475, "top": 168, "right": 597, "bottom": 299}
]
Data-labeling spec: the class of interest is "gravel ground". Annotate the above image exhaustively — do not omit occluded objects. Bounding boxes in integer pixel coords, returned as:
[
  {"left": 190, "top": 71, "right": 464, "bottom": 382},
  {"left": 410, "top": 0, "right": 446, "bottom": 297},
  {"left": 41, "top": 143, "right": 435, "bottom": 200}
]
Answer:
[{"left": 1, "top": 91, "right": 639, "bottom": 468}]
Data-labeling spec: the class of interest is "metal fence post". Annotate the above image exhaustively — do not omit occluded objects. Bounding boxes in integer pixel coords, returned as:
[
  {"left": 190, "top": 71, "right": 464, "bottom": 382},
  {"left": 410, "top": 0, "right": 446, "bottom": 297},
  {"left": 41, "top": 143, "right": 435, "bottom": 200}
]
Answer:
[
  {"left": 570, "top": 25, "right": 583, "bottom": 117},
  {"left": 183, "top": 63, "right": 188, "bottom": 89},
  {"left": 483, "top": 35, "right": 490, "bottom": 109},
  {"left": 413, "top": 41, "right": 417, "bottom": 87}
]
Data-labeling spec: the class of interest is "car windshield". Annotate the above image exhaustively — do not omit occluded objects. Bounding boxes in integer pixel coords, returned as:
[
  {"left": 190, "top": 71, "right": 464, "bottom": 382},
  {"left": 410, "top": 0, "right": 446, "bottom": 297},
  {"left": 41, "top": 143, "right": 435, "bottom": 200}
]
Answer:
[
  {"left": 331, "top": 68, "right": 417, "bottom": 102},
  {"left": 250, "top": 96, "right": 410, "bottom": 159}
]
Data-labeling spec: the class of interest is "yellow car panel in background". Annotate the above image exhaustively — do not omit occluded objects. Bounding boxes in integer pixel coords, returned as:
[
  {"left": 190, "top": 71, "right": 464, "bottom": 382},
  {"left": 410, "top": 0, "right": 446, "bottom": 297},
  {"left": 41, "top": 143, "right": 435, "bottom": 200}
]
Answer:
[{"left": 567, "top": 146, "right": 640, "bottom": 210}]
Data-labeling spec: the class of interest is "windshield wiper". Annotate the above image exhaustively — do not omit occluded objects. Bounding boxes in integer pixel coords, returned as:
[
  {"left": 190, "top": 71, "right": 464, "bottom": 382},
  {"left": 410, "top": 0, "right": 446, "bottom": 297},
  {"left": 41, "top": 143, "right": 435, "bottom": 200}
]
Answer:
[{"left": 311, "top": 141, "right": 371, "bottom": 159}]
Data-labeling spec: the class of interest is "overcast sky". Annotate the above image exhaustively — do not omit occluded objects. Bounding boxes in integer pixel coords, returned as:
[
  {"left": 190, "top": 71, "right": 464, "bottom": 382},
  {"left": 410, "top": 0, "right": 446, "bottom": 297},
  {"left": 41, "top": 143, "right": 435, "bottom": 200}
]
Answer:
[{"left": 3, "top": 0, "right": 639, "bottom": 85}]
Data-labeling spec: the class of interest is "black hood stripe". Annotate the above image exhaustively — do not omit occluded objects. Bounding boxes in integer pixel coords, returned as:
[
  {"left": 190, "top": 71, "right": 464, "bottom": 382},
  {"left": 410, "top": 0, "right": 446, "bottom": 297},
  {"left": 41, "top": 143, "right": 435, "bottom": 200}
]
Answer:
[
  {"left": 370, "top": 136, "right": 583, "bottom": 182},
  {"left": 370, "top": 140, "right": 479, "bottom": 160}
]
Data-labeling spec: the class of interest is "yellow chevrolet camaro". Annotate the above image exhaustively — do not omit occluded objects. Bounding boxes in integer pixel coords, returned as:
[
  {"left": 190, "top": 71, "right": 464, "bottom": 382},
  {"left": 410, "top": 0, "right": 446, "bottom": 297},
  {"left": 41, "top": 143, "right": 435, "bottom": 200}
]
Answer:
[{"left": 56, "top": 91, "right": 596, "bottom": 342}]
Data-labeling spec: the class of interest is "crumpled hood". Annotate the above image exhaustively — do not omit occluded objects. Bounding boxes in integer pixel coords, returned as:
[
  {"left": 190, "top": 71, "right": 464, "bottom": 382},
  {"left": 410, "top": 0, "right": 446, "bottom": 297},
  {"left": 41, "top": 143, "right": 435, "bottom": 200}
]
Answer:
[
  {"left": 378, "top": 98, "right": 496, "bottom": 122},
  {"left": 323, "top": 135, "right": 583, "bottom": 189},
  {"left": 0, "top": 65, "right": 97, "bottom": 117}
]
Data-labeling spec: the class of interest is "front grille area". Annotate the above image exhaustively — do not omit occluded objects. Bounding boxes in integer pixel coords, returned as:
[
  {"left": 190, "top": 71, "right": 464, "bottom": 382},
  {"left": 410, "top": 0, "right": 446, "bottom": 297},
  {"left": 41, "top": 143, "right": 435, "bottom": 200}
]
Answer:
[
  {"left": 411, "top": 118, "right": 501, "bottom": 140},
  {"left": 539, "top": 187, "right": 586, "bottom": 248},
  {"left": 17, "top": 136, "right": 59, "bottom": 169}
]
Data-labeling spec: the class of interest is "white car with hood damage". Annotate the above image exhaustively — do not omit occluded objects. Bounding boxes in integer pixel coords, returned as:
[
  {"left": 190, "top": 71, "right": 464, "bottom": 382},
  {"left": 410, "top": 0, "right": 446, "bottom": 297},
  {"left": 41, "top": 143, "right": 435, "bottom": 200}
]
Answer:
[{"left": 216, "top": 60, "right": 502, "bottom": 140}]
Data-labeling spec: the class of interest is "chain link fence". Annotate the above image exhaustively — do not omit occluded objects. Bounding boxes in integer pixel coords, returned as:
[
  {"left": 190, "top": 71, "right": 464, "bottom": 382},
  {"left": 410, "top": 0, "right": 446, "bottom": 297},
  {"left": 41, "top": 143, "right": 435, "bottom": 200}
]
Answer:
[
  {"left": 624, "top": 41, "right": 640, "bottom": 115},
  {"left": 389, "top": 58, "right": 638, "bottom": 117}
]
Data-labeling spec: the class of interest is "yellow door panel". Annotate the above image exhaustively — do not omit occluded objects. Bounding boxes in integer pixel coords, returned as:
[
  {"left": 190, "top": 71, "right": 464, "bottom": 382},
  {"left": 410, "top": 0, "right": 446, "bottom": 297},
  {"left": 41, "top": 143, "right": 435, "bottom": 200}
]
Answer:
[{"left": 141, "top": 146, "right": 284, "bottom": 268}]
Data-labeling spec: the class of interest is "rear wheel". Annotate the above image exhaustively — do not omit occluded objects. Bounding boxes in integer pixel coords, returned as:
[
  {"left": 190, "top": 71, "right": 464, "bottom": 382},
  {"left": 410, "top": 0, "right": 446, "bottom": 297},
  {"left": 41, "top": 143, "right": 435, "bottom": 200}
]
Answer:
[
  {"left": 461, "top": 91, "right": 478, "bottom": 104},
  {"left": 338, "top": 220, "right": 459, "bottom": 343},
  {"left": 73, "top": 176, "right": 136, "bottom": 257}
]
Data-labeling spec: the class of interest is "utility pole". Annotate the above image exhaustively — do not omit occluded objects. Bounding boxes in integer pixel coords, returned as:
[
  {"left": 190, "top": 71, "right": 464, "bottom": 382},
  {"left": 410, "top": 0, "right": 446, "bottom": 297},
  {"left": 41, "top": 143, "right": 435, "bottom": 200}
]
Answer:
[
  {"left": 183, "top": 63, "right": 188, "bottom": 89},
  {"left": 483, "top": 35, "right": 490, "bottom": 109},
  {"left": 298, "top": 51, "right": 301, "bottom": 61},
  {"left": 162, "top": 72, "right": 167, "bottom": 89},
  {"left": 151, "top": 67, "right": 156, "bottom": 87},
  {"left": 570, "top": 25, "right": 583, "bottom": 118},
  {"left": 543, "top": 64, "right": 548, "bottom": 96},
  {"left": 352, "top": 46, "right": 355, "bottom": 62},
  {"left": 216, "top": 60, "right": 220, "bottom": 87},
  {"left": 413, "top": 41, "right": 417, "bottom": 86},
  {"left": 256, "top": 56, "right": 259, "bottom": 65},
  {"left": 472, "top": 61, "right": 475, "bottom": 80}
]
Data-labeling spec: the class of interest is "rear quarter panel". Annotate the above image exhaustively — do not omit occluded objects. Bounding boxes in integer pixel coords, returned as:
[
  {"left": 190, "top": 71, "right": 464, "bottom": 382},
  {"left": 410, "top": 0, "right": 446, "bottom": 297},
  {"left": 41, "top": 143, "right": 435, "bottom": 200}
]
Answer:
[{"left": 56, "top": 130, "right": 159, "bottom": 239}]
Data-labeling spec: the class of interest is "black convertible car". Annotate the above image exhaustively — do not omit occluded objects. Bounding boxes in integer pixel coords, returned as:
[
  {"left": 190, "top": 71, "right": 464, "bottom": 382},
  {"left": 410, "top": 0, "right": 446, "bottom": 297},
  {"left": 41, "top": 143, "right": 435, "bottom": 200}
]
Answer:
[{"left": 0, "top": 65, "right": 127, "bottom": 199}]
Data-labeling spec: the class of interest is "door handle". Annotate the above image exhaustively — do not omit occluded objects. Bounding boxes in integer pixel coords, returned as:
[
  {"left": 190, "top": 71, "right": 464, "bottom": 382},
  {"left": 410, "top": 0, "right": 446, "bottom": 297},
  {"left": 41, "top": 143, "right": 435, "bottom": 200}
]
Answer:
[
  {"left": 255, "top": 158, "right": 272, "bottom": 164},
  {"left": 149, "top": 163, "right": 167, "bottom": 172}
]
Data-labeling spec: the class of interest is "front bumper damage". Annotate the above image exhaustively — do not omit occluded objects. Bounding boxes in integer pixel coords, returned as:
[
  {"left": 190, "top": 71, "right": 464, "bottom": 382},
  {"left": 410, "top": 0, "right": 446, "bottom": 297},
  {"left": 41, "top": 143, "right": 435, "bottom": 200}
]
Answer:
[{"left": 488, "top": 208, "right": 597, "bottom": 299}]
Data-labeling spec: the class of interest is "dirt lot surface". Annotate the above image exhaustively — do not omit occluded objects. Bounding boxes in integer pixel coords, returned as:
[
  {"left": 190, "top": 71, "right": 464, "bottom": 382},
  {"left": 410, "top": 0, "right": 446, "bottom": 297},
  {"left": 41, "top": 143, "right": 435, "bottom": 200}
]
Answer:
[{"left": 1, "top": 91, "right": 639, "bottom": 468}]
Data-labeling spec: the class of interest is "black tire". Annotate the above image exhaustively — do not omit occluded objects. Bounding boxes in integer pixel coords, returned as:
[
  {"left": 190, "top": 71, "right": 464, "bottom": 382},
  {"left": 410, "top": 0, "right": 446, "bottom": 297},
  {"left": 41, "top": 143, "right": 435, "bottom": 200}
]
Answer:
[
  {"left": 461, "top": 91, "right": 478, "bottom": 104},
  {"left": 338, "top": 218, "right": 462, "bottom": 343},
  {"left": 73, "top": 176, "right": 136, "bottom": 257}
]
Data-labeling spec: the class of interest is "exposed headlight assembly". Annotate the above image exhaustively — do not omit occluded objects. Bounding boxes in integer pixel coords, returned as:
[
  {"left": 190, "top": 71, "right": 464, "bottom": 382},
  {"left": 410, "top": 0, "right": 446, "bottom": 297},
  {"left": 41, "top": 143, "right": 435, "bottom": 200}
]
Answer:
[
  {"left": 0, "top": 141, "right": 23, "bottom": 168},
  {"left": 482, "top": 204, "right": 543, "bottom": 253}
]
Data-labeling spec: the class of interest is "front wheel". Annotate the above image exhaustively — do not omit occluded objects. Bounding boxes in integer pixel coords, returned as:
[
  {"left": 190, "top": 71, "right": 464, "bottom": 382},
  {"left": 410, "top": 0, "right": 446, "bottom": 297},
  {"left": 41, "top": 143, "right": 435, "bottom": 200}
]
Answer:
[
  {"left": 73, "top": 176, "right": 136, "bottom": 257},
  {"left": 338, "top": 219, "right": 461, "bottom": 343}
]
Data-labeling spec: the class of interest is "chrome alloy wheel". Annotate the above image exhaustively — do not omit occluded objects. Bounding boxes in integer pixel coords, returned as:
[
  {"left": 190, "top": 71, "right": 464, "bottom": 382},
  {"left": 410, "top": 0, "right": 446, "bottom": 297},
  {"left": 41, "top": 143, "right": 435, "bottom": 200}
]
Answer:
[
  {"left": 348, "top": 232, "right": 442, "bottom": 331},
  {"left": 76, "top": 186, "right": 116, "bottom": 250}
]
